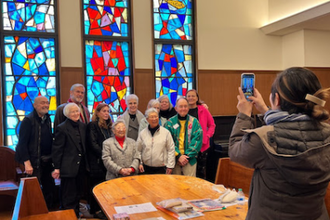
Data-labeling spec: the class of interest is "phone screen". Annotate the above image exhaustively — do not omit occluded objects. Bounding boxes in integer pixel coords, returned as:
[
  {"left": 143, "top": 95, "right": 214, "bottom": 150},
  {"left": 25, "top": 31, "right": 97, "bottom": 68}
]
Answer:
[{"left": 241, "top": 73, "right": 255, "bottom": 100}]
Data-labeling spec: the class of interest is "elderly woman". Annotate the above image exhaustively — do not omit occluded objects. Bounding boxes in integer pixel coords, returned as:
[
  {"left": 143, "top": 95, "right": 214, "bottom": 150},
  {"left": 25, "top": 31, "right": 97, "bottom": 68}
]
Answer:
[
  {"left": 120, "top": 94, "right": 144, "bottom": 140},
  {"left": 86, "top": 103, "right": 112, "bottom": 219},
  {"left": 158, "top": 95, "right": 177, "bottom": 120},
  {"left": 52, "top": 103, "right": 89, "bottom": 217},
  {"left": 137, "top": 108, "right": 175, "bottom": 174},
  {"left": 102, "top": 119, "right": 140, "bottom": 180},
  {"left": 139, "top": 99, "right": 167, "bottom": 133}
]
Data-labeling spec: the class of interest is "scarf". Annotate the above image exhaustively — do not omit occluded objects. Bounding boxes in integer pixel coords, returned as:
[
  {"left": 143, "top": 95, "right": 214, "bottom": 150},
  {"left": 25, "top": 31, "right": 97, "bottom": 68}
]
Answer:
[{"left": 264, "top": 110, "right": 310, "bottom": 125}]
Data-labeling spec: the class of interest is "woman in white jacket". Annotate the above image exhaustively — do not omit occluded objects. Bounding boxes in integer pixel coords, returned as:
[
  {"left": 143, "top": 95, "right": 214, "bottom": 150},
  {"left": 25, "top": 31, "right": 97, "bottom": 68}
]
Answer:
[{"left": 137, "top": 108, "right": 175, "bottom": 174}]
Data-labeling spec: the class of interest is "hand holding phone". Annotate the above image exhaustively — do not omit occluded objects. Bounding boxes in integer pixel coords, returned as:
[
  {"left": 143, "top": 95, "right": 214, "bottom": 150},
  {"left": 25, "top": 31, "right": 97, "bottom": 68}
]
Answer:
[{"left": 241, "top": 73, "right": 255, "bottom": 101}]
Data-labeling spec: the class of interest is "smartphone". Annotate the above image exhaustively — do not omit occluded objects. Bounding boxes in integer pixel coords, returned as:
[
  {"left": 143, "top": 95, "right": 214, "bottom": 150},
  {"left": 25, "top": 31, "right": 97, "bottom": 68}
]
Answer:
[{"left": 241, "top": 73, "right": 255, "bottom": 101}]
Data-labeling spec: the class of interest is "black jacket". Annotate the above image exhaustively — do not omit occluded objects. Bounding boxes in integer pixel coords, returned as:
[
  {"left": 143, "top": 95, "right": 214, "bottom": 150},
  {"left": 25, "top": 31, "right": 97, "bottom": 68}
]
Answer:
[
  {"left": 52, "top": 119, "right": 89, "bottom": 178},
  {"left": 15, "top": 109, "right": 53, "bottom": 168},
  {"left": 86, "top": 121, "right": 112, "bottom": 178}
]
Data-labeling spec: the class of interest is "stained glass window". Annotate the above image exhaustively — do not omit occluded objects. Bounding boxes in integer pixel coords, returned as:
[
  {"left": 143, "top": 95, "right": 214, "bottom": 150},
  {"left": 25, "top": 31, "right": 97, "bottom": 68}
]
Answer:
[
  {"left": 2, "top": 0, "right": 55, "bottom": 32},
  {"left": 153, "top": 0, "right": 195, "bottom": 106},
  {"left": 1, "top": 0, "right": 58, "bottom": 147},
  {"left": 83, "top": 0, "right": 128, "bottom": 36},
  {"left": 153, "top": 0, "right": 192, "bottom": 40},
  {"left": 83, "top": 0, "right": 132, "bottom": 118}
]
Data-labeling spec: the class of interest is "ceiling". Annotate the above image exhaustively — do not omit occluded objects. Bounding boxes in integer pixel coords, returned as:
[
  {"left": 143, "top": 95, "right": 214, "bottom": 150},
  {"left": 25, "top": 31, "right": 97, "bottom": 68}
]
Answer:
[{"left": 260, "top": 2, "right": 330, "bottom": 36}]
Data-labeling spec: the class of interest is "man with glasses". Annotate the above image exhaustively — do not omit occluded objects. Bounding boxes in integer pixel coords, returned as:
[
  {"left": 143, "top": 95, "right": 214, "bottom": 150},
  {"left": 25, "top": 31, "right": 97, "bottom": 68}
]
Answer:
[{"left": 15, "top": 96, "right": 55, "bottom": 208}]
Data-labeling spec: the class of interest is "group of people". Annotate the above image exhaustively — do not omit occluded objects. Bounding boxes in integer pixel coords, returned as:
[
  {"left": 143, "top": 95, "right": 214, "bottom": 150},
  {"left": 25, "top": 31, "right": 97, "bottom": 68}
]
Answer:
[
  {"left": 15, "top": 84, "right": 215, "bottom": 219},
  {"left": 14, "top": 66, "right": 330, "bottom": 220}
]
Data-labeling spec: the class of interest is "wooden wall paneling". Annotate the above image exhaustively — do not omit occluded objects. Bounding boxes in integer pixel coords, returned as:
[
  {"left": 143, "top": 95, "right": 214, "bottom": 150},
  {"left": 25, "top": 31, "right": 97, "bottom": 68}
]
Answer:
[
  {"left": 134, "top": 69, "right": 155, "bottom": 114},
  {"left": 59, "top": 67, "right": 84, "bottom": 104},
  {"left": 198, "top": 70, "right": 278, "bottom": 116}
]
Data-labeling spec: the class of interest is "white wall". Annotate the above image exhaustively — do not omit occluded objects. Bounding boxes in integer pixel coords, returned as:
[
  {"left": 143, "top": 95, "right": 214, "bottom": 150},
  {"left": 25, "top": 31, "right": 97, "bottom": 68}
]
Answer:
[
  {"left": 59, "top": 0, "right": 82, "bottom": 67},
  {"left": 305, "top": 30, "right": 330, "bottom": 67},
  {"left": 132, "top": 0, "right": 153, "bottom": 69},
  {"left": 58, "top": 0, "right": 330, "bottom": 71},
  {"left": 282, "top": 31, "right": 305, "bottom": 68},
  {"left": 268, "top": 0, "right": 330, "bottom": 23},
  {"left": 196, "top": 0, "right": 282, "bottom": 70}
]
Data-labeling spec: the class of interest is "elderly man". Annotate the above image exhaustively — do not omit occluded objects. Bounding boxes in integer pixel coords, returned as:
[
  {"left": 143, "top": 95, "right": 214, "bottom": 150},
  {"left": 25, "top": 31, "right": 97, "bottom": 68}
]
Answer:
[
  {"left": 52, "top": 103, "right": 89, "bottom": 217},
  {"left": 15, "top": 96, "right": 55, "bottom": 208},
  {"left": 164, "top": 97, "right": 203, "bottom": 177},
  {"left": 54, "top": 83, "right": 90, "bottom": 130}
]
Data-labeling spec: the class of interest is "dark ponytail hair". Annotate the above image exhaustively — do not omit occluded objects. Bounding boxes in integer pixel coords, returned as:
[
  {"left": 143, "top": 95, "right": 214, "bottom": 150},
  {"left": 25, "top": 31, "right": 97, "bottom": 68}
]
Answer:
[{"left": 271, "top": 67, "right": 330, "bottom": 122}]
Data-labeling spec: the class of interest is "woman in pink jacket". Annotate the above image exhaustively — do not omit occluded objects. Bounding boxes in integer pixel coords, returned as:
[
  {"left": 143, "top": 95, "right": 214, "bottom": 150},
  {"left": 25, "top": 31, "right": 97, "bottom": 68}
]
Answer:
[{"left": 186, "top": 89, "right": 215, "bottom": 179}]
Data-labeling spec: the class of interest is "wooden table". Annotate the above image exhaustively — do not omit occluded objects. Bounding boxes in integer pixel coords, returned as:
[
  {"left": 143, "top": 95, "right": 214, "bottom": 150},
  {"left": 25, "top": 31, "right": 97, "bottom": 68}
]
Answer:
[{"left": 93, "top": 175, "right": 248, "bottom": 220}]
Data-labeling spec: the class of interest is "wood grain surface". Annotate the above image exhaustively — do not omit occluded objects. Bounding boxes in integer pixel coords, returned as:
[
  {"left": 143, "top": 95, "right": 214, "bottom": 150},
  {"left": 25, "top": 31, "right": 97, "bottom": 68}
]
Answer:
[{"left": 93, "top": 175, "right": 248, "bottom": 220}]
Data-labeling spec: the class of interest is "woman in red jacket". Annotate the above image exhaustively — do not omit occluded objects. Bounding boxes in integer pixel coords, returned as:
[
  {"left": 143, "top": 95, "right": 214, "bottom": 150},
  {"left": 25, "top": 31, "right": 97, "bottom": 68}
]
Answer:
[{"left": 186, "top": 89, "right": 215, "bottom": 179}]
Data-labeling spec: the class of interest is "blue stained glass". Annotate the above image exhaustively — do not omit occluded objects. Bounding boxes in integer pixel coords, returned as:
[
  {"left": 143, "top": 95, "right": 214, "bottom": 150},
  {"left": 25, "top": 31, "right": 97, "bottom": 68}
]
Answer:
[
  {"left": 7, "top": 117, "right": 18, "bottom": 129},
  {"left": 177, "top": 14, "right": 186, "bottom": 25},
  {"left": 35, "top": 11, "right": 45, "bottom": 24},
  {"left": 12, "top": 64, "right": 25, "bottom": 75},
  {"left": 170, "top": 57, "right": 177, "bottom": 68},
  {"left": 36, "top": 77, "right": 47, "bottom": 88},
  {"left": 35, "top": 45, "right": 43, "bottom": 53},
  {"left": 4, "top": 36, "right": 57, "bottom": 147},
  {"left": 6, "top": 102, "right": 15, "bottom": 115},
  {"left": 4, "top": 1, "right": 55, "bottom": 32},
  {"left": 103, "top": 6, "right": 112, "bottom": 14},
  {"left": 27, "top": 77, "right": 37, "bottom": 86},
  {"left": 160, "top": 13, "right": 170, "bottom": 21},
  {"left": 175, "top": 51, "right": 184, "bottom": 63},
  {"left": 170, "top": 78, "right": 178, "bottom": 89},
  {"left": 160, "top": 3, "right": 169, "bottom": 10},
  {"left": 38, "top": 63, "right": 48, "bottom": 75},
  {"left": 7, "top": 2, "right": 16, "bottom": 12}
]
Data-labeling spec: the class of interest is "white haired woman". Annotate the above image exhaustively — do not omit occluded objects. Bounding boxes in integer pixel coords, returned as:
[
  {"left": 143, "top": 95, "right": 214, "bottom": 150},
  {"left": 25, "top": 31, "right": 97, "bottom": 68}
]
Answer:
[
  {"left": 119, "top": 94, "right": 144, "bottom": 140},
  {"left": 139, "top": 99, "right": 167, "bottom": 133},
  {"left": 102, "top": 119, "right": 140, "bottom": 180},
  {"left": 158, "top": 95, "right": 177, "bottom": 120},
  {"left": 137, "top": 108, "right": 175, "bottom": 174},
  {"left": 52, "top": 103, "right": 89, "bottom": 217}
]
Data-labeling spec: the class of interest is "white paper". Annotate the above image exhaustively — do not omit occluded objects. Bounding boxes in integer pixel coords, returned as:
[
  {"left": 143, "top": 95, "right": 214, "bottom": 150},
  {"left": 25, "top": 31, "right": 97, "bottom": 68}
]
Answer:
[{"left": 114, "top": 202, "right": 158, "bottom": 214}]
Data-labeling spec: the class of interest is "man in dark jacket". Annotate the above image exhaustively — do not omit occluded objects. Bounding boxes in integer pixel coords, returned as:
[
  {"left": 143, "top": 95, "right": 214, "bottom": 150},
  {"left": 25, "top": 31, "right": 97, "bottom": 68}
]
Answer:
[{"left": 15, "top": 96, "right": 55, "bottom": 208}]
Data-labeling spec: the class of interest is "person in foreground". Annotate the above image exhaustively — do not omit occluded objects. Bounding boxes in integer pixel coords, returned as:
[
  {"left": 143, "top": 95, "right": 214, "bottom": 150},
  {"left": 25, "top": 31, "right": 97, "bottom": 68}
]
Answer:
[
  {"left": 102, "top": 119, "right": 140, "bottom": 180},
  {"left": 137, "top": 108, "right": 175, "bottom": 174},
  {"left": 229, "top": 67, "right": 330, "bottom": 220},
  {"left": 52, "top": 103, "right": 89, "bottom": 217}
]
